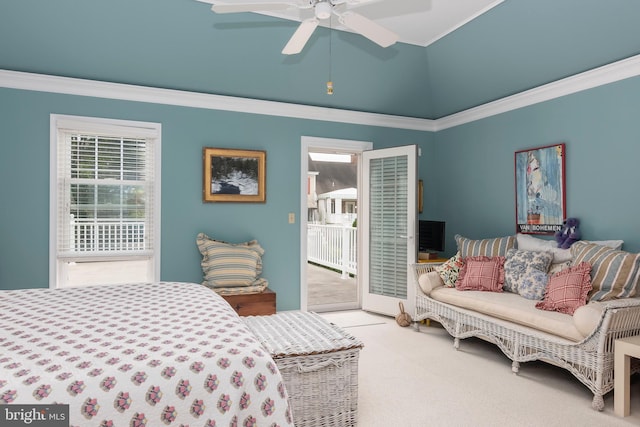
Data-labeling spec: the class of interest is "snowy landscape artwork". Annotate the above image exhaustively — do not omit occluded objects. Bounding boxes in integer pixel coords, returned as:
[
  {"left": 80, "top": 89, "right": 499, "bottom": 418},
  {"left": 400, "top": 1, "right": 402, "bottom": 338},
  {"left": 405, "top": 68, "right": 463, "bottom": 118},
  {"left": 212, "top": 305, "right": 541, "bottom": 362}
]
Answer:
[{"left": 203, "top": 148, "right": 266, "bottom": 203}]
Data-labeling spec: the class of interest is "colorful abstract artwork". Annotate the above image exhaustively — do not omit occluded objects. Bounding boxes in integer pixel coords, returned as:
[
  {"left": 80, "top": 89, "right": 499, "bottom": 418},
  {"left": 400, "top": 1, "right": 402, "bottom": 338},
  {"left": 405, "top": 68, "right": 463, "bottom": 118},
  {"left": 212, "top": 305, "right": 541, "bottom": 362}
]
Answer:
[{"left": 515, "top": 143, "right": 566, "bottom": 234}]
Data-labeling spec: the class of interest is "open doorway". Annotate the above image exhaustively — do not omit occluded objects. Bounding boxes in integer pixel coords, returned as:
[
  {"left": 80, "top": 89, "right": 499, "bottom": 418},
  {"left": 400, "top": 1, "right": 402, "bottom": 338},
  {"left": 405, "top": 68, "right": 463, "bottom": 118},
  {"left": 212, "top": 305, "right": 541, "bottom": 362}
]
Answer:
[
  {"left": 307, "top": 151, "right": 358, "bottom": 311},
  {"left": 300, "top": 137, "right": 372, "bottom": 313}
]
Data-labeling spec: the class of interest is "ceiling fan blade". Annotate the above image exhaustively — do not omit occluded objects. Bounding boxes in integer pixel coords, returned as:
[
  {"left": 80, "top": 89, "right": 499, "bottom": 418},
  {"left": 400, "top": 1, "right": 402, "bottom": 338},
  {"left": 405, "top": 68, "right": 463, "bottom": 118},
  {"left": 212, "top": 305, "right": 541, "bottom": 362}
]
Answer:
[
  {"left": 282, "top": 19, "right": 319, "bottom": 55},
  {"left": 338, "top": 11, "right": 399, "bottom": 48},
  {"left": 211, "top": 3, "right": 294, "bottom": 14}
]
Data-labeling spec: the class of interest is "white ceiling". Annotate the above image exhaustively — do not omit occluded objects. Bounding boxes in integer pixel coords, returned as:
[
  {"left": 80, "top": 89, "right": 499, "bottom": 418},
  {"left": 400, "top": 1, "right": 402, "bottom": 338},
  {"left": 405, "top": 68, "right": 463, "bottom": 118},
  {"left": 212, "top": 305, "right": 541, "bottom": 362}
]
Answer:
[{"left": 208, "top": 0, "right": 505, "bottom": 48}]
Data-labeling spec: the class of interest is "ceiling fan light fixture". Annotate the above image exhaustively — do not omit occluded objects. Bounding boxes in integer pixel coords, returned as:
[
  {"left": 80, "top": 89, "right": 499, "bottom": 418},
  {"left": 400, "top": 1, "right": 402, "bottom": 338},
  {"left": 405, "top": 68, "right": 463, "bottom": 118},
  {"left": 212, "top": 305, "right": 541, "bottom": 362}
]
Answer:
[{"left": 314, "top": 1, "right": 332, "bottom": 20}]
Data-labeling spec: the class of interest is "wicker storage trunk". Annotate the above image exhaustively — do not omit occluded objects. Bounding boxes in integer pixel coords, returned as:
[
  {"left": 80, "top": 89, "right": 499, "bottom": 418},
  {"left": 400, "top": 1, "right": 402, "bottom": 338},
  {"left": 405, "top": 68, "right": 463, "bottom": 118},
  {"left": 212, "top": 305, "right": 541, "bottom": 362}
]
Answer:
[{"left": 244, "top": 311, "right": 363, "bottom": 427}]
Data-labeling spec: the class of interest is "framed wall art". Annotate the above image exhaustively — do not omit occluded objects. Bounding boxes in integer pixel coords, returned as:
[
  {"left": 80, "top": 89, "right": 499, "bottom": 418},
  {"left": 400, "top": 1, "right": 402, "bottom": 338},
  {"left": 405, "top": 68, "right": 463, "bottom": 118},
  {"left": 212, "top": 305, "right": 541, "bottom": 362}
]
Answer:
[
  {"left": 514, "top": 143, "right": 566, "bottom": 234},
  {"left": 203, "top": 148, "right": 266, "bottom": 203}
]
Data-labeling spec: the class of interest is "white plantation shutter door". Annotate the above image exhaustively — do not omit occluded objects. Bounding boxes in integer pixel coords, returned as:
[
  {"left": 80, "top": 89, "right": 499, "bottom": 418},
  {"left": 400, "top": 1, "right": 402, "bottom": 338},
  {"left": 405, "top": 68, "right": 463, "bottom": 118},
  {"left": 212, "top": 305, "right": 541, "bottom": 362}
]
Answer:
[
  {"left": 361, "top": 144, "right": 416, "bottom": 316},
  {"left": 369, "top": 154, "right": 409, "bottom": 298}
]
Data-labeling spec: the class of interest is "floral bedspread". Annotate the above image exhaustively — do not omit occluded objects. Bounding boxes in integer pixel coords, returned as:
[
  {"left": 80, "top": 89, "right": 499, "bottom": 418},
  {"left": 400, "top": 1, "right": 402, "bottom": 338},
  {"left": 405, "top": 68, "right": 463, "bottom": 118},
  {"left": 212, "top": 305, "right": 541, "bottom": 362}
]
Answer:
[{"left": 0, "top": 282, "right": 293, "bottom": 426}]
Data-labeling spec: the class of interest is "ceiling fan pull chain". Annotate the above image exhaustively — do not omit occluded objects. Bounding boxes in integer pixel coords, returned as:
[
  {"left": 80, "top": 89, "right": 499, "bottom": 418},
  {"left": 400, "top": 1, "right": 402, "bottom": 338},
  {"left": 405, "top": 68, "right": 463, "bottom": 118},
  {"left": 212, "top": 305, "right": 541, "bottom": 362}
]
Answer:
[{"left": 327, "top": 12, "right": 334, "bottom": 95}]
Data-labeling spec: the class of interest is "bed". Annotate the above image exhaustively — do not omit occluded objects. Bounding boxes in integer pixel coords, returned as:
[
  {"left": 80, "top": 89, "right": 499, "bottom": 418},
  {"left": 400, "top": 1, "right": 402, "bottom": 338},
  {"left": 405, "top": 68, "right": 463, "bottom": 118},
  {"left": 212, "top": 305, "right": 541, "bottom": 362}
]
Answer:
[{"left": 0, "top": 282, "right": 293, "bottom": 426}]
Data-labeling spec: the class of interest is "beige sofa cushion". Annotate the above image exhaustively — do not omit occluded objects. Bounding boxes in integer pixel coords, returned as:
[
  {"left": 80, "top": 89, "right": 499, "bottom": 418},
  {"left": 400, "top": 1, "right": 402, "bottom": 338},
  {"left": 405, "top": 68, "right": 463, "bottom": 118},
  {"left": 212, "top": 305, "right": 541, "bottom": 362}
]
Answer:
[
  {"left": 429, "top": 287, "right": 601, "bottom": 342},
  {"left": 573, "top": 302, "right": 604, "bottom": 337},
  {"left": 418, "top": 271, "right": 444, "bottom": 295}
]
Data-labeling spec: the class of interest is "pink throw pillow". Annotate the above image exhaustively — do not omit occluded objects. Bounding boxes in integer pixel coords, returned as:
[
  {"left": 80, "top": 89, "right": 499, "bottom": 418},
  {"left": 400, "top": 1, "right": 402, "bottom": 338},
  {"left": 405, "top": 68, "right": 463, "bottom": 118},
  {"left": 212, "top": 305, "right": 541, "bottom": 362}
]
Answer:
[
  {"left": 456, "top": 256, "right": 505, "bottom": 292},
  {"left": 535, "top": 262, "right": 592, "bottom": 315}
]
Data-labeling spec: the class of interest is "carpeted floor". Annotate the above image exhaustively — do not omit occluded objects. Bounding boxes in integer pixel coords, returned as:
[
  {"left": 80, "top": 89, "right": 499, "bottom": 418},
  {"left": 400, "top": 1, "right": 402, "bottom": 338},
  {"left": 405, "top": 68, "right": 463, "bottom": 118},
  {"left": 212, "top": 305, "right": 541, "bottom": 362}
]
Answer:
[{"left": 320, "top": 310, "right": 640, "bottom": 427}]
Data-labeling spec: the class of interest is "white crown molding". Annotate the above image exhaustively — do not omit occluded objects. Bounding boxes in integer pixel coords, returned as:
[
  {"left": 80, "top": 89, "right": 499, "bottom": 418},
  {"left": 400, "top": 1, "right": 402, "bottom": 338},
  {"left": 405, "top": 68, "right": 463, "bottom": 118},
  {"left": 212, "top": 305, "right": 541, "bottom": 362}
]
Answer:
[
  {"left": 435, "top": 54, "right": 640, "bottom": 131},
  {"left": 0, "top": 70, "right": 436, "bottom": 132},
  {"left": 1, "top": 53, "right": 640, "bottom": 132}
]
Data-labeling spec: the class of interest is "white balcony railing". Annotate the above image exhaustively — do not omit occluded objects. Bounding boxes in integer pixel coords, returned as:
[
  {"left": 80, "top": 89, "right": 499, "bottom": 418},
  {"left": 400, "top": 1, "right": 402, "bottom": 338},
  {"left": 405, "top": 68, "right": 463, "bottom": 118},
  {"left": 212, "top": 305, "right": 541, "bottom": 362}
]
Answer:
[
  {"left": 307, "top": 224, "right": 357, "bottom": 278},
  {"left": 71, "top": 219, "right": 146, "bottom": 252}
]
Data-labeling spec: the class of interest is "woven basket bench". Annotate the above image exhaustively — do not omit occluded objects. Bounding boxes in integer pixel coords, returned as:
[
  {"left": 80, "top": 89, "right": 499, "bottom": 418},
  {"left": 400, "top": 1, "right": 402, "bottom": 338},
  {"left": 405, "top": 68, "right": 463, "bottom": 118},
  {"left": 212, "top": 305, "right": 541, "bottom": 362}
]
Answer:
[{"left": 243, "top": 311, "right": 364, "bottom": 427}]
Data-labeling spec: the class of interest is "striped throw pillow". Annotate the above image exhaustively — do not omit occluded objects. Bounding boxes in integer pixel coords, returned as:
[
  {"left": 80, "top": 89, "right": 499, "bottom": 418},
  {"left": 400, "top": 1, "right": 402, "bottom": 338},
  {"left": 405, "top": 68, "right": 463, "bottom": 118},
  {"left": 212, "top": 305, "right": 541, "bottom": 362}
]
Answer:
[
  {"left": 455, "top": 234, "right": 516, "bottom": 258},
  {"left": 570, "top": 241, "right": 640, "bottom": 301},
  {"left": 197, "top": 233, "right": 267, "bottom": 288}
]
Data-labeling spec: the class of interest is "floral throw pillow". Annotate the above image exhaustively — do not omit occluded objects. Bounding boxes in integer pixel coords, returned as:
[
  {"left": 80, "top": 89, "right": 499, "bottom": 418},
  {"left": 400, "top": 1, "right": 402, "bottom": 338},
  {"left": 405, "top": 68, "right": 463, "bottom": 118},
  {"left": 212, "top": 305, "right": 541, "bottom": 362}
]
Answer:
[
  {"left": 503, "top": 249, "right": 553, "bottom": 294},
  {"left": 517, "top": 268, "right": 550, "bottom": 300},
  {"left": 435, "top": 252, "right": 464, "bottom": 287}
]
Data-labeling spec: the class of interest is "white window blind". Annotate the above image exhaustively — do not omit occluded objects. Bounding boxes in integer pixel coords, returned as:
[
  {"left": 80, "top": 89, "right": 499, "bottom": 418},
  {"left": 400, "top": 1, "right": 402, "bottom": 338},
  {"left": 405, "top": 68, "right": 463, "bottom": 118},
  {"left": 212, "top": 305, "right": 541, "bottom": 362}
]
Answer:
[
  {"left": 368, "top": 155, "right": 409, "bottom": 298},
  {"left": 51, "top": 115, "right": 160, "bottom": 288}
]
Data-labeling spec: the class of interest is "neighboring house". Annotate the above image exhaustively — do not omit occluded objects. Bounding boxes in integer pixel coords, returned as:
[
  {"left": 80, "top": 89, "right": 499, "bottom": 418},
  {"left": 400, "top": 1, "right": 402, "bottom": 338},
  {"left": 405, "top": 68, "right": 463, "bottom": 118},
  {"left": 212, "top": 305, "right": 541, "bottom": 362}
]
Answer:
[
  {"left": 317, "top": 187, "right": 357, "bottom": 226},
  {"left": 1, "top": 2, "right": 640, "bottom": 313},
  {"left": 308, "top": 158, "right": 357, "bottom": 224}
]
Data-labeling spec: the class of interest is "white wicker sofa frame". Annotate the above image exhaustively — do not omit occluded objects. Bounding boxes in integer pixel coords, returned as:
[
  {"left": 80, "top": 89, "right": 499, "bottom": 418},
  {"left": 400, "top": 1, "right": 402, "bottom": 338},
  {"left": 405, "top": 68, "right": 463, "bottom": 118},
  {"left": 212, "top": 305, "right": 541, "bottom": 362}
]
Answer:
[{"left": 412, "top": 263, "right": 640, "bottom": 411}]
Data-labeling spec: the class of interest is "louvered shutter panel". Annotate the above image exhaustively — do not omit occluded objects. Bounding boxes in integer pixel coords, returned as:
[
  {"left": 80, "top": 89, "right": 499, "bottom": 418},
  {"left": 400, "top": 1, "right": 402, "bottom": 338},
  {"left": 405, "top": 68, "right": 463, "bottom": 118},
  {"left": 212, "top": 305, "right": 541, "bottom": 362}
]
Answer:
[{"left": 368, "top": 155, "right": 409, "bottom": 298}]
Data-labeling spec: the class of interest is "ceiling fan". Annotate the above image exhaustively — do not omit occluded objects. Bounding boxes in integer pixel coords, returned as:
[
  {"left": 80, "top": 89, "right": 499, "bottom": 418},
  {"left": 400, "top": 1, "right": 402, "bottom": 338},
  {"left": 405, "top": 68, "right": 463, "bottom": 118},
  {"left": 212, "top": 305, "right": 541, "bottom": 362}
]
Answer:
[{"left": 199, "top": 0, "right": 399, "bottom": 55}]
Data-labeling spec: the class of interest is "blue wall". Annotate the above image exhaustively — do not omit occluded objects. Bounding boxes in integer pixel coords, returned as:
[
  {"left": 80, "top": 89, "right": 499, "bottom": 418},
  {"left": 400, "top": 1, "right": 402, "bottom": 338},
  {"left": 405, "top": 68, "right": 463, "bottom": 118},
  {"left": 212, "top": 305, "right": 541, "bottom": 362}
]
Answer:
[
  {"left": 2, "top": 0, "right": 640, "bottom": 308},
  {"left": 0, "top": 87, "right": 432, "bottom": 310},
  {"left": 433, "top": 75, "right": 640, "bottom": 256},
  {"left": 2, "top": 74, "right": 639, "bottom": 307}
]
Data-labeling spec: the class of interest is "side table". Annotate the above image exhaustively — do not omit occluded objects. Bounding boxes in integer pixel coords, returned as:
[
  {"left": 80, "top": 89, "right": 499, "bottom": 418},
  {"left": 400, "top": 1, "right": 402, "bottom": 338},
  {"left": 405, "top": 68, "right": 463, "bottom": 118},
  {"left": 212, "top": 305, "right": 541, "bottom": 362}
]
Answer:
[{"left": 614, "top": 335, "right": 640, "bottom": 417}]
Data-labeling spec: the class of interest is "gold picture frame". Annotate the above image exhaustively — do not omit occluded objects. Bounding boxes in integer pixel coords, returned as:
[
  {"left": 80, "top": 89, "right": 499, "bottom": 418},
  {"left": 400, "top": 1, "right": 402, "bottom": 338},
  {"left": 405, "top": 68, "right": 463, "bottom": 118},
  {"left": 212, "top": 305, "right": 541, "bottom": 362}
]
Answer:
[{"left": 203, "top": 148, "right": 266, "bottom": 203}]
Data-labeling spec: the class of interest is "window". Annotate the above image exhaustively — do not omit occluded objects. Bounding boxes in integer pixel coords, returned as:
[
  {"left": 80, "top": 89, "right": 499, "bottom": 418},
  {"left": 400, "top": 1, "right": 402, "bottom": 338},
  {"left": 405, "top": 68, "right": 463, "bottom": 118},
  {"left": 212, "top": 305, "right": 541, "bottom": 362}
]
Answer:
[{"left": 50, "top": 115, "right": 161, "bottom": 288}]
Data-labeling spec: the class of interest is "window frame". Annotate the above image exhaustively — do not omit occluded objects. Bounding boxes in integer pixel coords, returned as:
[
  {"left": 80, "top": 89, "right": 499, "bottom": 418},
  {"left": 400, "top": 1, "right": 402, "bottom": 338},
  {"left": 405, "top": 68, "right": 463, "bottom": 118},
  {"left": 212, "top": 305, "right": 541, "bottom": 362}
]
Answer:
[{"left": 49, "top": 114, "right": 161, "bottom": 288}]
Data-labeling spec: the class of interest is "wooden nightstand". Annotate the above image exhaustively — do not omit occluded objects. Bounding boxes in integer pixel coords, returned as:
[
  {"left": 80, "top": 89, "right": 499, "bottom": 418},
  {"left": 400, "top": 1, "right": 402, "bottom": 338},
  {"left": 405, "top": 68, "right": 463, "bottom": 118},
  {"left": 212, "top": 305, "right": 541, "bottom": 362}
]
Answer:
[{"left": 221, "top": 289, "right": 276, "bottom": 316}]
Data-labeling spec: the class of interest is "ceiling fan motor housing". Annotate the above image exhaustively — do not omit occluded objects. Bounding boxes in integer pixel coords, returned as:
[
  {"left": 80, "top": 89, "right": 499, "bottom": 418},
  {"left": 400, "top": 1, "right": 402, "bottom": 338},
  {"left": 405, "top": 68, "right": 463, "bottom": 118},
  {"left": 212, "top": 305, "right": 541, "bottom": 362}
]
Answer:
[{"left": 314, "top": 1, "right": 332, "bottom": 20}]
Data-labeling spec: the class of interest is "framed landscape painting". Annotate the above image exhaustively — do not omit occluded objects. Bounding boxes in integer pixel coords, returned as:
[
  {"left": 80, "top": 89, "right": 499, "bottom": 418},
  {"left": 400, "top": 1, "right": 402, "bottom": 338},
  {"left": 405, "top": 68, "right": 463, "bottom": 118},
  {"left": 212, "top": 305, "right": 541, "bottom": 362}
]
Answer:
[
  {"left": 203, "top": 148, "right": 266, "bottom": 203},
  {"left": 514, "top": 143, "right": 566, "bottom": 234}
]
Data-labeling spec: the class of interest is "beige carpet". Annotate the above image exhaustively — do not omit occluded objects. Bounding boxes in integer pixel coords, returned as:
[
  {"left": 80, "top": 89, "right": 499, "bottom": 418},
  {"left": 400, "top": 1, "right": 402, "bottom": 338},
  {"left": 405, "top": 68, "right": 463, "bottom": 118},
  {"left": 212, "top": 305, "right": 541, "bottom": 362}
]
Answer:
[{"left": 320, "top": 310, "right": 640, "bottom": 427}]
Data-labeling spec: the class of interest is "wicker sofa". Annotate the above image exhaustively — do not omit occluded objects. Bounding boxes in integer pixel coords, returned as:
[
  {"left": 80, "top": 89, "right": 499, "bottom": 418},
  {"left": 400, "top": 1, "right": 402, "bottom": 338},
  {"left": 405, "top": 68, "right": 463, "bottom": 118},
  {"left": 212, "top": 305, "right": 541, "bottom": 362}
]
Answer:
[{"left": 411, "top": 234, "right": 640, "bottom": 411}]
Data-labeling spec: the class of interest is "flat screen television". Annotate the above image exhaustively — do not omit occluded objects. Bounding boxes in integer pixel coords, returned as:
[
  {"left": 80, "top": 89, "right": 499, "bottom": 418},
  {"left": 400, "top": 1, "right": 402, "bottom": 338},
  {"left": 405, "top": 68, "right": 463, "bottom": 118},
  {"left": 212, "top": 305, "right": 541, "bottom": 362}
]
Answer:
[{"left": 418, "top": 220, "right": 445, "bottom": 253}]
